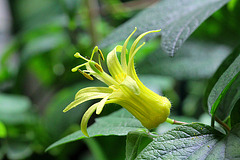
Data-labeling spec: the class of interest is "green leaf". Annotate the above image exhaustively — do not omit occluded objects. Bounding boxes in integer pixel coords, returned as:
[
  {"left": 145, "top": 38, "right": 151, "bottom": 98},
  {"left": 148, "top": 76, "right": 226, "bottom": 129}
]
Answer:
[
  {"left": 0, "top": 40, "right": 20, "bottom": 82},
  {"left": 0, "top": 121, "right": 7, "bottom": 138},
  {"left": 208, "top": 52, "right": 240, "bottom": 120},
  {"left": 46, "top": 108, "right": 144, "bottom": 151},
  {"left": 230, "top": 99, "right": 240, "bottom": 127},
  {"left": 139, "top": 75, "right": 175, "bottom": 91},
  {"left": 6, "top": 141, "right": 32, "bottom": 160},
  {"left": 100, "top": 0, "right": 229, "bottom": 56},
  {"left": 0, "top": 94, "right": 32, "bottom": 124},
  {"left": 204, "top": 46, "right": 240, "bottom": 111},
  {"left": 126, "top": 131, "right": 144, "bottom": 160},
  {"left": 137, "top": 123, "right": 240, "bottom": 159},
  {"left": 22, "top": 32, "right": 67, "bottom": 61},
  {"left": 204, "top": 47, "right": 240, "bottom": 112},
  {"left": 125, "top": 130, "right": 154, "bottom": 160},
  {"left": 138, "top": 40, "right": 230, "bottom": 80}
]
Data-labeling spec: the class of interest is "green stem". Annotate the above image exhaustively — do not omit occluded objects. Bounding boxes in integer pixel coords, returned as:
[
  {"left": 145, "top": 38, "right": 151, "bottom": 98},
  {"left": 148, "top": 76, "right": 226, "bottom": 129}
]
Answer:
[
  {"left": 166, "top": 118, "right": 188, "bottom": 125},
  {"left": 166, "top": 118, "right": 174, "bottom": 124}
]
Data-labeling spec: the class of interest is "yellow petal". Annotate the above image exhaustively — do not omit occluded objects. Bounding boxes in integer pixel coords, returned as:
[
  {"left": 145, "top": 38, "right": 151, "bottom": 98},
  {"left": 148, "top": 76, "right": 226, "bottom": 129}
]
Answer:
[
  {"left": 121, "top": 27, "right": 137, "bottom": 71},
  {"left": 127, "top": 29, "right": 161, "bottom": 88},
  {"left": 127, "top": 42, "right": 145, "bottom": 81},
  {"left": 129, "top": 29, "right": 161, "bottom": 59},
  {"left": 81, "top": 102, "right": 99, "bottom": 137},
  {"left": 96, "top": 96, "right": 109, "bottom": 115},
  {"left": 75, "top": 87, "right": 113, "bottom": 99},
  {"left": 107, "top": 45, "right": 125, "bottom": 81},
  {"left": 63, "top": 87, "right": 112, "bottom": 112},
  {"left": 120, "top": 76, "right": 140, "bottom": 95},
  {"left": 108, "top": 94, "right": 171, "bottom": 130}
]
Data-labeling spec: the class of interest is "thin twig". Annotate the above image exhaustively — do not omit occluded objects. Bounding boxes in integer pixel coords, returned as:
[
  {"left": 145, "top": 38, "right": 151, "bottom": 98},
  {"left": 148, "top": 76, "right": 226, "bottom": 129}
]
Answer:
[
  {"left": 80, "top": 0, "right": 158, "bottom": 16},
  {"left": 173, "top": 120, "right": 188, "bottom": 125},
  {"left": 86, "top": 0, "right": 100, "bottom": 46},
  {"left": 215, "top": 116, "right": 230, "bottom": 132},
  {"left": 166, "top": 118, "right": 188, "bottom": 125}
]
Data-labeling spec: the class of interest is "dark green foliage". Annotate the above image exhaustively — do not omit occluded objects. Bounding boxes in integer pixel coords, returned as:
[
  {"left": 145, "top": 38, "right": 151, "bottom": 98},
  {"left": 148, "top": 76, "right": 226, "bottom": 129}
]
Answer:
[
  {"left": 137, "top": 123, "right": 240, "bottom": 159},
  {"left": 1, "top": 0, "right": 240, "bottom": 159}
]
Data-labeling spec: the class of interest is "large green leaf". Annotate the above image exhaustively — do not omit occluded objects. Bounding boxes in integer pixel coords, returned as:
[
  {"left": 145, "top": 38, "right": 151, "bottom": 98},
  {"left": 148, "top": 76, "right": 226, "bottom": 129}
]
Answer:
[
  {"left": 204, "top": 46, "right": 240, "bottom": 112},
  {"left": 139, "top": 75, "right": 175, "bottom": 91},
  {"left": 46, "top": 108, "right": 144, "bottom": 151},
  {"left": 126, "top": 132, "right": 142, "bottom": 160},
  {"left": 230, "top": 100, "right": 240, "bottom": 127},
  {"left": 137, "top": 123, "right": 240, "bottom": 159},
  {"left": 100, "top": 0, "right": 229, "bottom": 56},
  {"left": 126, "top": 130, "right": 154, "bottom": 160},
  {"left": 0, "top": 94, "right": 33, "bottom": 124},
  {"left": 5, "top": 141, "right": 32, "bottom": 160},
  {"left": 208, "top": 53, "right": 240, "bottom": 120},
  {"left": 138, "top": 40, "right": 230, "bottom": 80}
]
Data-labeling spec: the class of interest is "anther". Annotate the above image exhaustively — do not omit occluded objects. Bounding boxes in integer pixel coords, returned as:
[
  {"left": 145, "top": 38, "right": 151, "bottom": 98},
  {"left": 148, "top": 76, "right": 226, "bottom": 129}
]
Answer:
[
  {"left": 74, "top": 52, "right": 89, "bottom": 61},
  {"left": 90, "top": 46, "right": 99, "bottom": 60},
  {"left": 74, "top": 52, "right": 81, "bottom": 58},
  {"left": 93, "top": 46, "right": 99, "bottom": 53},
  {"left": 72, "top": 67, "right": 79, "bottom": 72},
  {"left": 71, "top": 62, "right": 88, "bottom": 72},
  {"left": 98, "top": 49, "right": 105, "bottom": 61},
  {"left": 94, "top": 63, "right": 103, "bottom": 72},
  {"left": 78, "top": 69, "right": 94, "bottom": 80}
]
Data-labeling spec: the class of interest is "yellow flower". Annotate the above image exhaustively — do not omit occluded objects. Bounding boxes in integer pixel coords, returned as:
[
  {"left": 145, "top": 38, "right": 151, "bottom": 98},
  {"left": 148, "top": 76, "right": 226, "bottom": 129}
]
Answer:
[{"left": 63, "top": 28, "right": 171, "bottom": 137}]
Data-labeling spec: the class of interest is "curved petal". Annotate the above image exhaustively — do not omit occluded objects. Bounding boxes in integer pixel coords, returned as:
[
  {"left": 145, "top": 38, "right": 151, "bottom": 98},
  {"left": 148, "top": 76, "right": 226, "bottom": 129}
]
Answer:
[
  {"left": 127, "top": 42, "right": 145, "bottom": 81},
  {"left": 63, "top": 88, "right": 112, "bottom": 112},
  {"left": 127, "top": 29, "right": 161, "bottom": 87},
  {"left": 96, "top": 95, "right": 109, "bottom": 115},
  {"left": 107, "top": 45, "right": 125, "bottom": 82},
  {"left": 75, "top": 87, "right": 113, "bottom": 99},
  {"left": 129, "top": 29, "right": 161, "bottom": 59},
  {"left": 121, "top": 27, "right": 137, "bottom": 71},
  {"left": 81, "top": 102, "right": 99, "bottom": 137}
]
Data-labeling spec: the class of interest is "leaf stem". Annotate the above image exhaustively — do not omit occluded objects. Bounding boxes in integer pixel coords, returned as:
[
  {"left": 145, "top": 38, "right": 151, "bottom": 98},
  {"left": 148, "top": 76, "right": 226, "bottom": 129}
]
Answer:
[
  {"left": 211, "top": 115, "right": 215, "bottom": 127},
  {"left": 215, "top": 116, "right": 230, "bottom": 132},
  {"left": 166, "top": 118, "right": 188, "bottom": 125}
]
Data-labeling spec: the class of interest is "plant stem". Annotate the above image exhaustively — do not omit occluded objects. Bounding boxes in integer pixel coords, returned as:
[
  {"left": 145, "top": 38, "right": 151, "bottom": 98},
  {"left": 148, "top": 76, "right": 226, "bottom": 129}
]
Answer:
[
  {"left": 215, "top": 116, "right": 230, "bottom": 132},
  {"left": 86, "top": 0, "right": 100, "bottom": 46},
  {"left": 166, "top": 118, "right": 188, "bottom": 125}
]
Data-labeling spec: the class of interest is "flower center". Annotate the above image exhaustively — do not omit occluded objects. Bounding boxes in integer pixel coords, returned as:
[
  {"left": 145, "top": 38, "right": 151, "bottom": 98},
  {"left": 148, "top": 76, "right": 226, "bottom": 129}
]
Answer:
[{"left": 115, "top": 73, "right": 127, "bottom": 83}]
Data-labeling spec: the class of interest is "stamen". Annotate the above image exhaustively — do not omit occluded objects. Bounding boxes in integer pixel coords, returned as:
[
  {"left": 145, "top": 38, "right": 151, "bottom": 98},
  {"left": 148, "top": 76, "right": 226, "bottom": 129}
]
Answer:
[
  {"left": 115, "top": 75, "right": 119, "bottom": 82},
  {"left": 71, "top": 62, "right": 88, "bottom": 72},
  {"left": 115, "top": 73, "right": 126, "bottom": 82},
  {"left": 109, "top": 85, "right": 118, "bottom": 91},
  {"left": 120, "top": 73, "right": 127, "bottom": 82},
  {"left": 90, "top": 46, "right": 99, "bottom": 60},
  {"left": 98, "top": 49, "right": 105, "bottom": 61},
  {"left": 94, "top": 63, "right": 103, "bottom": 72},
  {"left": 74, "top": 52, "right": 89, "bottom": 61},
  {"left": 72, "top": 66, "right": 80, "bottom": 72},
  {"left": 78, "top": 69, "right": 94, "bottom": 80}
]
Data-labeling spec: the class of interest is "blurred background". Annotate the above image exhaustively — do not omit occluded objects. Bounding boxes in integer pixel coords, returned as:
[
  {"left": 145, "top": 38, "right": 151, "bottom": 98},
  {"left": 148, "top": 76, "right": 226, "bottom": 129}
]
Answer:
[{"left": 0, "top": 0, "right": 240, "bottom": 159}]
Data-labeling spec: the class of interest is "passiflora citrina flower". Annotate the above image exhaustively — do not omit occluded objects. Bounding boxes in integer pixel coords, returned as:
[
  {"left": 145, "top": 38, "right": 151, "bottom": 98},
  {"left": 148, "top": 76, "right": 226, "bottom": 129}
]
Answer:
[{"left": 63, "top": 28, "right": 171, "bottom": 137}]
